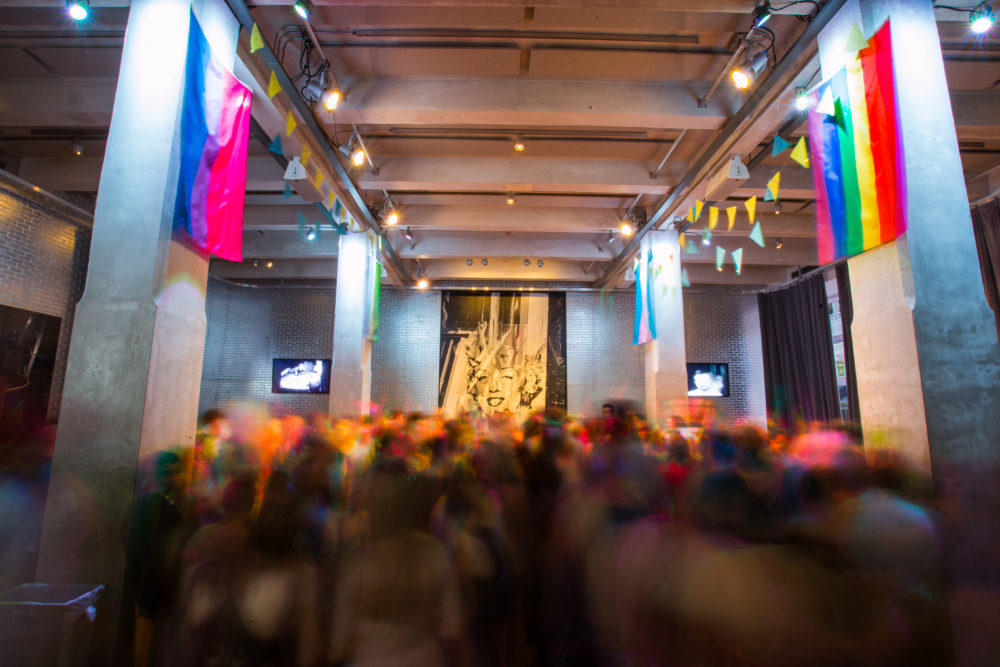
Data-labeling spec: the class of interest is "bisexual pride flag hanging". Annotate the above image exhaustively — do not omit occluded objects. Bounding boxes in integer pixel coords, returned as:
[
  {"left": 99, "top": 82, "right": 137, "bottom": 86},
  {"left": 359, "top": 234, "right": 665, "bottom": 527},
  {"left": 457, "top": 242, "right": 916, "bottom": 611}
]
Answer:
[
  {"left": 807, "top": 20, "right": 906, "bottom": 265},
  {"left": 173, "top": 11, "right": 252, "bottom": 261}
]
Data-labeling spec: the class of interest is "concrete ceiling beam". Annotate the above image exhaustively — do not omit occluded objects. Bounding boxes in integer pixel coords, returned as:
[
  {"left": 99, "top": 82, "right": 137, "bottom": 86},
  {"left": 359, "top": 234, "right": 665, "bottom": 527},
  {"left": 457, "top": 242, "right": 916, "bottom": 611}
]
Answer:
[
  {"left": 332, "top": 78, "right": 730, "bottom": 130},
  {"left": 356, "top": 156, "right": 672, "bottom": 194},
  {"left": 0, "top": 78, "right": 117, "bottom": 127}
]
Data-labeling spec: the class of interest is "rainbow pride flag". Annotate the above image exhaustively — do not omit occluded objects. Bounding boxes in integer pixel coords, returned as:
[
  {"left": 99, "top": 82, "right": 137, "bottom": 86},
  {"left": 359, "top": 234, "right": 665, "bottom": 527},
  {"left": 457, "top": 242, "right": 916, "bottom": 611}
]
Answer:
[
  {"left": 173, "top": 11, "right": 251, "bottom": 262},
  {"left": 807, "top": 21, "right": 906, "bottom": 265},
  {"left": 633, "top": 246, "right": 656, "bottom": 345}
]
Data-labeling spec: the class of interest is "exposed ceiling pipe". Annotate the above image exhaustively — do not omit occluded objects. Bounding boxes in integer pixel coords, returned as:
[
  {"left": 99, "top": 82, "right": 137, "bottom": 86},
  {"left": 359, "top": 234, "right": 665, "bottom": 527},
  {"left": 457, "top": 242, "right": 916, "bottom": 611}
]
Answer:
[
  {"left": 224, "top": 0, "right": 412, "bottom": 285},
  {"left": 593, "top": 0, "right": 848, "bottom": 289},
  {"left": 649, "top": 128, "right": 688, "bottom": 179}
]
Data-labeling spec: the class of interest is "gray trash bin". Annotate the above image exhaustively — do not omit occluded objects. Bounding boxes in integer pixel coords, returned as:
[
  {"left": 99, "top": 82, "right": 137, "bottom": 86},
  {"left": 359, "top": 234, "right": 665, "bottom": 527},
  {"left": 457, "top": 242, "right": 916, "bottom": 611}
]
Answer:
[{"left": 0, "top": 583, "right": 104, "bottom": 667}]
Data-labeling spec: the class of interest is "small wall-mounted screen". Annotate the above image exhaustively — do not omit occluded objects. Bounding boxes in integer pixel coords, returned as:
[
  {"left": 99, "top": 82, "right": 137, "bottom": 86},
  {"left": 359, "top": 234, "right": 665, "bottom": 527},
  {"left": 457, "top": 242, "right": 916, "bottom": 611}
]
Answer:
[
  {"left": 686, "top": 363, "right": 729, "bottom": 397},
  {"left": 272, "top": 359, "right": 331, "bottom": 394}
]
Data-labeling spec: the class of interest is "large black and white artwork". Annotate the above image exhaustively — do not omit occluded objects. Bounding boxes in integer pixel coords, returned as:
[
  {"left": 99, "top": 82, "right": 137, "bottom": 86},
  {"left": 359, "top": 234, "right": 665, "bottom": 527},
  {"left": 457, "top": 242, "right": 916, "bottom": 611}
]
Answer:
[{"left": 439, "top": 291, "right": 566, "bottom": 419}]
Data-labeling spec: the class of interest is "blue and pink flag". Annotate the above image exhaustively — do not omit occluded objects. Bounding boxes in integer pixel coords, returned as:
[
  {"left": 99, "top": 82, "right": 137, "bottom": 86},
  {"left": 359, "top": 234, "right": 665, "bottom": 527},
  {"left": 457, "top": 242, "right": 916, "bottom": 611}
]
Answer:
[
  {"left": 173, "top": 11, "right": 251, "bottom": 261},
  {"left": 633, "top": 246, "right": 656, "bottom": 345}
]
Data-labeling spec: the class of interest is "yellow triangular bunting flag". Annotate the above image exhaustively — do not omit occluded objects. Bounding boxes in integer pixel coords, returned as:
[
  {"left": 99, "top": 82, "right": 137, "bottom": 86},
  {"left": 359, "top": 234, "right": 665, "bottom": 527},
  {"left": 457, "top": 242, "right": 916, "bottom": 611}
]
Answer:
[
  {"left": 685, "top": 207, "right": 693, "bottom": 223},
  {"left": 268, "top": 71, "right": 281, "bottom": 99},
  {"left": 764, "top": 171, "right": 780, "bottom": 202},
  {"left": 790, "top": 137, "right": 810, "bottom": 168},
  {"left": 300, "top": 145, "right": 311, "bottom": 168},
  {"left": 315, "top": 171, "right": 324, "bottom": 189},
  {"left": 285, "top": 110, "right": 297, "bottom": 136},
  {"left": 678, "top": 232, "right": 686, "bottom": 249},
  {"left": 250, "top": 23, "right": 264, "bottom": 53},
  {"left": 745, "top": 196, "right": 757, "bottom": 226},
  {"left": 327, "top": 190, "right": 336, "bottom": 210},
  {"left": 726, "top": 206, "right": 737, "bottom": 231},
  {"left": 694, "top": 200, "right": 704, "bottom": 222},
  {"left": 708, "top": 206, "right": 719, "bottom": 231}
]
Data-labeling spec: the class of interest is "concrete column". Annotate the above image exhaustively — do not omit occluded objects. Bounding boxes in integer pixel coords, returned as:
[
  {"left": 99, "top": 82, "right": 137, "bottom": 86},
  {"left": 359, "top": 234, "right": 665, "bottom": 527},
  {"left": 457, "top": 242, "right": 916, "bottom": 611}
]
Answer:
[
  {"left": 642, "top": 229, "right": 688, "bottom": 426},
  {"left": 819, "top": 2, "right": 1000, "bottom": 664},
  {"left": 330, "top": 232, "right": 376, "bottom": 416},
  {"left": 34, "top": 0, "right": 238, "bottom": 663}
]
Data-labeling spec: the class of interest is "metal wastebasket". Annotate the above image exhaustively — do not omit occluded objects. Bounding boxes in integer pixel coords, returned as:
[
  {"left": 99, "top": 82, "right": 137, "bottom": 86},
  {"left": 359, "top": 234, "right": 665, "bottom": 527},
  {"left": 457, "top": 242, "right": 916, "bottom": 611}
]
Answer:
[{"left": 0, "top": 583, "right": 104, "bottom": 667}]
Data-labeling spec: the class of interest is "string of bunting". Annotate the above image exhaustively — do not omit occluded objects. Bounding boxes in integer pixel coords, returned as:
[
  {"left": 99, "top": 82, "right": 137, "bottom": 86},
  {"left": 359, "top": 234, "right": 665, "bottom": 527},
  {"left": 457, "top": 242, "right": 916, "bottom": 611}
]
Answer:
[{"left": 246, "top": 21, "right": 364, "bottom": 243}]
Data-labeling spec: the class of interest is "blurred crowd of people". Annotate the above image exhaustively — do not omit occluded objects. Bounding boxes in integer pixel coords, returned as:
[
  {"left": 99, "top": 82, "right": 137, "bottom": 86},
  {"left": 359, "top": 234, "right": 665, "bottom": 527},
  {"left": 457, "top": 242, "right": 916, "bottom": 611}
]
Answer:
[{"left": 106, "top": 403, "right": 948, "bottom": 667}]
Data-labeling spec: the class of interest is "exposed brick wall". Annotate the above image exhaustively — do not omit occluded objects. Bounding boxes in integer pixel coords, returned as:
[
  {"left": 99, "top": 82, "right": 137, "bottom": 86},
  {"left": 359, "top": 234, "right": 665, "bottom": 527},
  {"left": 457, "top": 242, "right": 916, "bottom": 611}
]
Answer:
[
  {"left": 198, "top": 280, "right": 335, "bottom": 417},
  {"left": 567, "top": 291, "right": 646, "bottom": 417},
  {"left": 371, "top": 288, "right": 440, "bottom": 414},
  {"left": 683, "top": 287, "right": 767, "bottom": 426},
  {"left": 0, "top": 181, "right": 92, "bottom": 421}
]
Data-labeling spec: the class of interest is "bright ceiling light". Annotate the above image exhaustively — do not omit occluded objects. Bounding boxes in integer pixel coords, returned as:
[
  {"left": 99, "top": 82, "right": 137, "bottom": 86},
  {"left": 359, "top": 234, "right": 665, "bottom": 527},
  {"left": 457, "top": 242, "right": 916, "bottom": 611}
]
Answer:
[
  {"left": 732, "top": 68, "right": 751, "bottom": 90},
  {"left": 620, "top": 220, "right": 634, "bottom": 237},
  {"left": 971, "top": 5, "right": 995, "bottom": 33},
  {"left": 266, "top": 259, "right": 274, "bottom": 269},
  {"left": 66, "top": 0, "right": 89, "bottom": 21},
  {"left": 323, "top": 89, "right": 342, "bottom": 111},
  {"left": 351, "top": 147, "right": 366, "bottom": 166},
  {"left": 506, "top": 193, "right": 516, "bottom": 205},
  {"left": 417, "top": 277, "right": 429, "bottom": 290},
  {"left": 305, "top": 227, "right": 318, "bottom": 241},
  {"left": 386, "top": 211, "right": 399, "bottom": 226},
  {"left": 294, "top": 0, "right": 314, "bottom": 20},
  {"left": 794, "top": 88, "right": 809, "bottom": 112},
  {"left": 513, "top": 136, "right": 526, "bottom": 152},
  {"left": 71, "top": 137, "right": 83, "bottom": 156}
]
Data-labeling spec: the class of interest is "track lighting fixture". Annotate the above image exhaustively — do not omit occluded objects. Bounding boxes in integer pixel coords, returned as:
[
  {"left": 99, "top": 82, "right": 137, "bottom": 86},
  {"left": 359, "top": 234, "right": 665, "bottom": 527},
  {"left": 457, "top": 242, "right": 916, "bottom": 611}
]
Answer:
[
  {"left": 324, "top": 89, "right": 342, "bottom": 111},
  {"left": 306, "top": 226, "right": 318, "bottom": 241},
  {"left": 506, "top": 193, "right": 516, "bottom": 205},
  {"left": 66, "top": 0, "right": 89, "bottom": 21},
  {"left": 293, "top": 0, "right": 314, "bottom": 20},
  {"left": 481, "top": 258, "right": 488, "bottom": 267},
  {"left": 351, "top": 147, "right": 366, "bottom": 166},
  {"left": 404, "top": 227, "right": 414, "bottom": 242},
  {"left": 776, "top": 237, "right": 784, "bottom": 249},
  {"left": 793, "top": 87, "right": 810, "bottom": 112},
  {"left": 466, "top": 258, "right": 473, "bottom": 266},
  {"left": 71, "top": 137, "right": 83, "bottom": 156},
  {"left": 620, "top": 221, "right": 634, "bottom": 237},
  {"left": 773, "top": 200, "right": 783, "bottom": 215},
  {"left": 752, "top": 2, "right": 772, "bottom": 28},
  {"left": 524, "top": 259, "right": 531, "bottom": 267},
  {"left": 537, "top": 259, "right": 544, "bottom": 268},
  {"left": 252, "top": 259, "right": 260, "bottom": 268},
  {"left": 266, "top": 259, "right": 274, "bottom": 269},
  {"left": 513, "top": 136, "right": 526, "bottom": 152},
  {"left": 967, "top": 2, "right": 996, "bottom": 33},
  {"left": 416, "top": 266, "right": 429, "bottom": 290}
]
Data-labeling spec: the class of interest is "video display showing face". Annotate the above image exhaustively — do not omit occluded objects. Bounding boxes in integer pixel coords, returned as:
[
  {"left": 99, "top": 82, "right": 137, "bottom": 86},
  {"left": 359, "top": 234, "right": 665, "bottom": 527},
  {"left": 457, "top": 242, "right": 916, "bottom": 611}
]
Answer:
[
  {"left": 686, "top": 363, "right": 729, "bottom": 397},
  {"left": 272, "top": 359, "right": 331, "bottom": 394}
]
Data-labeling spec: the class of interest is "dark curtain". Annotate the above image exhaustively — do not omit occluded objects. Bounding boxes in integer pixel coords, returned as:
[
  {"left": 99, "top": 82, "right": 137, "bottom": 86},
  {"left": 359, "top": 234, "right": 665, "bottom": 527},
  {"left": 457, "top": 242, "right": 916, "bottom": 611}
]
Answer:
[
  {"left": 971, "top": 198, "right": 1000, "bottom": 341},
  {"left": 835, "top": 262, "right": 861, "bottom": 423},
  {"left": 758, "top": 273, "right": 839, "bottom": 428}
]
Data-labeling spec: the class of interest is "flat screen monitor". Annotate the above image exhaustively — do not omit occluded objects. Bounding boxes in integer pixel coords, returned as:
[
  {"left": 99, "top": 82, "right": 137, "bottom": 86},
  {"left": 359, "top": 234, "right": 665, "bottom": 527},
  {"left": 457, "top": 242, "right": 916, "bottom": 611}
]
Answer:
[
  {"left": 272, "top": 359, "right": 331, "bottom": 394},
  {"left": 686, "top": 362, "right": 729, "bottom": 397}
]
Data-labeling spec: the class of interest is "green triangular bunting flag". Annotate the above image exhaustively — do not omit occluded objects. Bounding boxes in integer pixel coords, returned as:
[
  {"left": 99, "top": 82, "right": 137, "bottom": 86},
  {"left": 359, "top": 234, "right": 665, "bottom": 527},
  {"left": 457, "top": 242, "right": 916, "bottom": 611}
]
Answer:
[
  {"left": 771, "top": 135, "right": 791, "bottom": 157},
  {"left": 268, "top": 134, "right": 283, "bottom": 155},
  {"left": 749, "top": 221, "right": 765, "bottom": 247},
  {"left": 846, "top": 23, "right": 869, "bottom": 52}
]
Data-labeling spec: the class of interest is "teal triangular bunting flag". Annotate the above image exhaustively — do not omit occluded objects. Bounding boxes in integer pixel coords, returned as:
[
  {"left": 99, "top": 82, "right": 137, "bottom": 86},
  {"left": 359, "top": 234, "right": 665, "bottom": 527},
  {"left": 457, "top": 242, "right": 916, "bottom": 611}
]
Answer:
[
  {"left": 686, "top": 238, "right": 698, "bottom": 254},
  {"left": 284, "top": 181, "right": 294, "bottom": 199},
  {"left": 771, "top": 135, "right": 791, "bottom": 157},
  {"left": 763, "top": 188, "right": 774, "bottom": 202},
  {"left": 704, "top": 228, "right": 712, "bottom": 244},
  {"left": 732, "top": 248, "right": 743, "bottom": 275},
  {"left": 268, "top": 134, "right": 283, "bottom": 155},
  {"left": 681, "top": 268, "right": 690, "bottom": 288},
  {"left": 337, "top": 223, "right": 348, "bottom": 235},
  {"left": 749, "top": 221, "right": 765, "bottom": 247},
  {"left": 715, "top": 245, "right": 725, "bottom": 271}
]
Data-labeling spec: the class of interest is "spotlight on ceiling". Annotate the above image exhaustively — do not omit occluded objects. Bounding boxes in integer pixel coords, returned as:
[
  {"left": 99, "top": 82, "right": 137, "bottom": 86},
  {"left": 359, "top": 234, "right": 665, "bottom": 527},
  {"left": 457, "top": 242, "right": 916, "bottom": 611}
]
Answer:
[
  {"left": 293, "top": 0, "right": 314, "bottom": 20},
  {"left": 733, "top": 52, "right": 768, "bottom": 90},
  {"left": 513, "top": 136, "right": 526, "bottom": 152},
  {"left": 752, "top": 2, "right": 772, "bottom": 28},
  {"left": 776, "top": 237, "right": 784, "bottom": 249},
  {"left": 731, "top": 68, "right": 751, "bottom": 90},
  {"left": 466, "top": 258, "right": 473, "bottom": 266},
  {"left": 416, "top": 267, "right": 429, "bottom": 290},
  {"left": 66, "top": 0, "right": 89, "bottom": 21},
  {"left": 506, "top": 193, "right": 516, "bottom": 205},
  {"left": 702, "top": 234, "right": 712, "bottom": 246},
  {"left": 620, "top": 220, "right": 634, "bottom": 237},
  {"left": 773, "top": 200, "right": 783, "bottom": 215},
  {"left": 252, "top": 259, "right": 260, "bottom": 268},
  {"left": 537, "top": 259, "right": 544, "bottom": 268},
  {"left": 524, "top": 258, "right": 531, "bottom": 267},
  {"left": 351, "top": 147, "right": 366, "bottom": 167},
  {"left": 71, "top": 137, "right": 83, "bottom": 156},
  {"left": 404, "top": 227, "right": 414, "bottom": 242},
  {"left": 481, "top": 258, "right": 488, "bottom": 266},
  {"left": 266, "top": 259, "right": 274, "bottom": 269},
  {"left": 971, "top": 3, "right": 995, "bottom": 33},
  {"left": 305, "top": 226, "right": 318, "bottom": 241},
  {"left": 324, "top": 89, "right": 342, "bottom": 112},
  {"left": 385, "top": 210, "right": 399, "bottom": 226}
]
